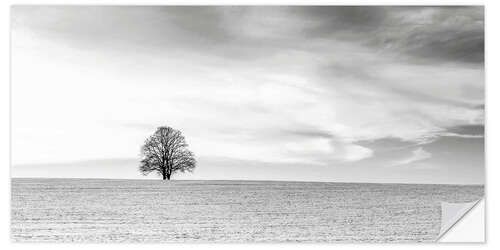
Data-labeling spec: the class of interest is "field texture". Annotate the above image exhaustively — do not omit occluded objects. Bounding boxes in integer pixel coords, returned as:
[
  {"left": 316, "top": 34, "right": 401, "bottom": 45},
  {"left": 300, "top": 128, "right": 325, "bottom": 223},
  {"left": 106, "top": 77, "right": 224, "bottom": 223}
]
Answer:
[{"left": 11, "top": 178, "right": 483, "bottom": 243}]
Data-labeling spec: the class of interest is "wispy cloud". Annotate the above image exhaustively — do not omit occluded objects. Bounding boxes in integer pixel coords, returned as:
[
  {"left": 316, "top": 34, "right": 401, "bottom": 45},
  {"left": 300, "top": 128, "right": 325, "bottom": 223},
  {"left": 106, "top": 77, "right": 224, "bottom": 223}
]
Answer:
[
  {"left": 392, "top": 147, "right": 432, "bottom": 167},
  {"left": 439, "top": 132, "right": 484, "bottom": 138}
]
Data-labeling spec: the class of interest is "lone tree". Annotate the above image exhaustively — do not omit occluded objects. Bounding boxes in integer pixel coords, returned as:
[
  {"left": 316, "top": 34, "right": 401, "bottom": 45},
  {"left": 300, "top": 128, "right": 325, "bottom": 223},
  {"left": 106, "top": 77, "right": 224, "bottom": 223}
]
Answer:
[{"left": 139, "top": 126, "right": 196, "bottom": 180}]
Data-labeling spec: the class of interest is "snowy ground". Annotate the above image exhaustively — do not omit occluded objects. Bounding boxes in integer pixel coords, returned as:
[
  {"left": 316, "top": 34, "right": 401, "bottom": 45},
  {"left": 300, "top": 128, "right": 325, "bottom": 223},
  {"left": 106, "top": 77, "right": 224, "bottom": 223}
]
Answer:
[{"left": 11, "top": 178, "right": 483, "bottom": 243}]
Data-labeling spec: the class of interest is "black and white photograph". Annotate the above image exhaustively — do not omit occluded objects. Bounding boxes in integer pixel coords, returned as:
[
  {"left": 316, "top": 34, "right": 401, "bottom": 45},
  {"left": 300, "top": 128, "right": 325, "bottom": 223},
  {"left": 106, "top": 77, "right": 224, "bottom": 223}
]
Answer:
[{"left": 10, "top": 5, "right": 484, "bottom": 243}]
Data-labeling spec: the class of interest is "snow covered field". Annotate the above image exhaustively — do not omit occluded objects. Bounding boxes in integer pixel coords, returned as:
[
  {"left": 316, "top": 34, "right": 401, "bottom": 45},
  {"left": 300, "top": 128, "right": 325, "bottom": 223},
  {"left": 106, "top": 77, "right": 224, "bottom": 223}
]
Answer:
[{"left": 11, "top": 178, "right": 483, "bottom": 243}]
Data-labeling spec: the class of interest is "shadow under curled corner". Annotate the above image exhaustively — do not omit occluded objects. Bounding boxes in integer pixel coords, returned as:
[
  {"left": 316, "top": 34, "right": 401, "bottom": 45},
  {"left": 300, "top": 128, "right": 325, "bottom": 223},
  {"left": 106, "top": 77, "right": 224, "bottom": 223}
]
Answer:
[{"left": 437, "top": 198, "right": 485, "bottom": 242}]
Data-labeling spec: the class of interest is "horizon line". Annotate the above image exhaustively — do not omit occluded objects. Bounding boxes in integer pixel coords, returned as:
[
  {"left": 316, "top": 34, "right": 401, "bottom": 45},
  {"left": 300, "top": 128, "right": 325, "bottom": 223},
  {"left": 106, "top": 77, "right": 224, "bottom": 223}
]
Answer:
[{"left": 10, "top": 176, "right": 485, "bottom": 186}]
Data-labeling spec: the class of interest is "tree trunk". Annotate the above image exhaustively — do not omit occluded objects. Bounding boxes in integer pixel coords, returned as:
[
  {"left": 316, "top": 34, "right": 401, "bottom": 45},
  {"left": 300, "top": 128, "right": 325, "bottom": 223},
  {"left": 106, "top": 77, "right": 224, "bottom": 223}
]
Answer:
[
  {"left": 162, "top": 168, "right": 167, "bottom": 180},
  {"left": 166, "top": 173, "right": 171, "bottom": 180}
]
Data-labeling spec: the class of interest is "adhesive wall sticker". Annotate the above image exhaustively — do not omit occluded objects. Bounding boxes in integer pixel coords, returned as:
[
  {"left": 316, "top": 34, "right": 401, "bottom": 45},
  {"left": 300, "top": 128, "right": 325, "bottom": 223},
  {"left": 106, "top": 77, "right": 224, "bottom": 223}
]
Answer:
[{"left": 10, "top": 6, "right": 485, "bottom": 243}]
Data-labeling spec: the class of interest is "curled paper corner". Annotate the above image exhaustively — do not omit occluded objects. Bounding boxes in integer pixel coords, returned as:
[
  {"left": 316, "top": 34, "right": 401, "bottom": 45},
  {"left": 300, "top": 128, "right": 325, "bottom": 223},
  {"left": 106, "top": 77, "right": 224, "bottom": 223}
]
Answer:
[{"left": 437, "top": 198, "right": 484, "bottom": 242}]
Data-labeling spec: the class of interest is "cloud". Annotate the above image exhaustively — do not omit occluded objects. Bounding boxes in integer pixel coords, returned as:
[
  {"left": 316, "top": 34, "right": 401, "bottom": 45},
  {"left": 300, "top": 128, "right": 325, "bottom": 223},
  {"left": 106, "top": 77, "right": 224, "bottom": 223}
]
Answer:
[
  {"left": 294, "top": 6, "right": 484, "bottom": 64},
  {"left": 438, "top": 132, "right": 484, "bottom": 138},
  {"left": 392, "top": 147, "right": 432, "bottom": 166},
  {"left": 11, "top": 6, "right": 483, "bottom": 174}
]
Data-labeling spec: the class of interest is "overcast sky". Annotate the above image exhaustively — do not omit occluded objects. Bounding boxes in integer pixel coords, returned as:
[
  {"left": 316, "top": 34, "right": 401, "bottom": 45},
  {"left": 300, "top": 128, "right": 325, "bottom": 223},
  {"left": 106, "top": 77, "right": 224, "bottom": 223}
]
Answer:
[{"left": 11, "top": 6, "right": 484, "bottom": 184}]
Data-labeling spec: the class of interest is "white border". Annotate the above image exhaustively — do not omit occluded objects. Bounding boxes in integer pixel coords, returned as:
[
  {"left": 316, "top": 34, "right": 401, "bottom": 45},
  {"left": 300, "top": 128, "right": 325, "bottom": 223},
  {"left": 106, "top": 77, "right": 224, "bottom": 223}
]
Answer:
[{"left": 1, "top": 1, "right": 496, "bottom": 249}]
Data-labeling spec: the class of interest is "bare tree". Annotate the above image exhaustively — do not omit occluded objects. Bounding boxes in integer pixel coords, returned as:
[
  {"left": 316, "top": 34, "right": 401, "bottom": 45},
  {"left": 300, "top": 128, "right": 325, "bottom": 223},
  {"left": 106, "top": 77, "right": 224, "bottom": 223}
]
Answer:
[{"left": 139, "top": 126, "right": 196, "bottom": 180}]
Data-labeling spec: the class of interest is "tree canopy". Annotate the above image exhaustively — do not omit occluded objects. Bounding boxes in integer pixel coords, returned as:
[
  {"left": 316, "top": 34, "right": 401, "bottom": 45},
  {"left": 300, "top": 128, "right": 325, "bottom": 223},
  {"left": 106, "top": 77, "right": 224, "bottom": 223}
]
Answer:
[{"left": 139, "top": 126, "right": 196, "bottom": 180}]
